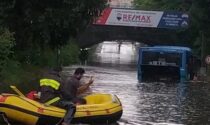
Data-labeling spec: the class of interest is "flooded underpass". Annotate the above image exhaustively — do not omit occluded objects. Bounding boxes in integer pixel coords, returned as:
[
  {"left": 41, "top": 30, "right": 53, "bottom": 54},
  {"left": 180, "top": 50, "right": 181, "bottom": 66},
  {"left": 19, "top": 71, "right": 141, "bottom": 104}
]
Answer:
[
  {"left": 1, "top": 42, "right": 210, "bottom": 125},
  {"left": 65, "top": 42, "right": 210, "bottom": 125},
  {"left": 64, "top": 65, "right": 210, "bottom": 125}
]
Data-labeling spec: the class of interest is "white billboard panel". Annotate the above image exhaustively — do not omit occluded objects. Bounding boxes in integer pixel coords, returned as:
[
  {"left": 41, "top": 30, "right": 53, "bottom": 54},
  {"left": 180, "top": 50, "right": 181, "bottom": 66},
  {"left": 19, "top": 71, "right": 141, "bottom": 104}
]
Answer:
[{"left": 94, "top": 8, "right": 189, "bottom": 29}]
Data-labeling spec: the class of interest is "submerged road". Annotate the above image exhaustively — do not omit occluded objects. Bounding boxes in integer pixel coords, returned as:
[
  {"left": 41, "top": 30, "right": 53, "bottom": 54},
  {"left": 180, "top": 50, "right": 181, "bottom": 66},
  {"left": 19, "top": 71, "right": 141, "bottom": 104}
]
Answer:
[
  {"left": 65, "top": 42, "right": 210, "bottom": 125},
  {"left": 1, "top": 42, "right": 210, "bottom": 125},
  {"left": 64, "top": 65, "right": 210, "bottom": 125}
]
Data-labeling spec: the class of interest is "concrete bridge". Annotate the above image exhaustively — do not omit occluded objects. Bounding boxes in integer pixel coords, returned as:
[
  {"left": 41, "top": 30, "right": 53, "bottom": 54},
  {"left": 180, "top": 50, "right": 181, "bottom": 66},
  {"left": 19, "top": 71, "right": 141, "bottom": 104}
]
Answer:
[{"left": 77, "top": 24, "right": 184, "bottom": 48}]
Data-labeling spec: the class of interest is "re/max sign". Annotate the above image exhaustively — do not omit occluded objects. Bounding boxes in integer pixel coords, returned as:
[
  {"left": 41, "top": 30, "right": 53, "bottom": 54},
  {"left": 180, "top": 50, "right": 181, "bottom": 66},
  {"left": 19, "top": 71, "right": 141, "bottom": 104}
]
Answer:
[{"left": 122, "top": 14, "right": 151, "bottom": 23}]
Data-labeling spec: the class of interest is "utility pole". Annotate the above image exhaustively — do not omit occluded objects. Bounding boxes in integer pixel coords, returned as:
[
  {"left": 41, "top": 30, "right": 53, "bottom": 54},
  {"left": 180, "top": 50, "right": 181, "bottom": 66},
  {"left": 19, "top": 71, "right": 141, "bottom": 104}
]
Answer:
[
  {"left": 56, "top": 45, "right": 61, "bottom": 68},
  {"left": 200, "top": 31, "right": 207, "bottom": 80},
  {"left": 118, "top": 41, "right": 122, "bottom": 54},
  {"left": 200, "top": 31, "right": 205, "bottom": 67}
]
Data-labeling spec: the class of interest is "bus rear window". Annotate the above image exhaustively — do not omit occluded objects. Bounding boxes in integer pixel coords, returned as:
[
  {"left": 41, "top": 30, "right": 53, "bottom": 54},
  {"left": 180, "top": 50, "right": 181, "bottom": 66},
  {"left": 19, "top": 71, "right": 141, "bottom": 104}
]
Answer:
[{"left": 141, "top": 51, "right": 181, "bottom": 67}]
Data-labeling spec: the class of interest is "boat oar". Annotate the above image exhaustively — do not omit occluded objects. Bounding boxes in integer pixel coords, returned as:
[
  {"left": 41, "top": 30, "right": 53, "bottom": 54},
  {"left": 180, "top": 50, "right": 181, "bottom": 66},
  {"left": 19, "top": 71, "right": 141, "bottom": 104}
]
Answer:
[{"left": 10, "top": 85, "right": 26, "bottom": 97}]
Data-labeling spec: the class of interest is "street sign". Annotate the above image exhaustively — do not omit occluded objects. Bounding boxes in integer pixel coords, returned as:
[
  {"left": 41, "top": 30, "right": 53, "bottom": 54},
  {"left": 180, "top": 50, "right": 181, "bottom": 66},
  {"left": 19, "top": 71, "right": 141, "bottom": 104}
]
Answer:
[
  {"left": 158, "top": 11, "right": 189, "bottom": 29},
  {"left": 205, "top": 55, "right": 210, "bottom": 65},
  {"left": 94, "top": 8, "right": 189, "bottom": 29}
]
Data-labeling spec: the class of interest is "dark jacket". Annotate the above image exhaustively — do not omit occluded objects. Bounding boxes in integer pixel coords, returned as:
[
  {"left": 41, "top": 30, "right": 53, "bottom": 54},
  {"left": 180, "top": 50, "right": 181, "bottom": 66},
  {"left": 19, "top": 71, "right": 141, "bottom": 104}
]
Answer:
[
  {"left": 60, "top": 76, "right": 80, "bottom": 101},
  {"left": 39, "top": 70, "right": 62, "bottom": 105}
]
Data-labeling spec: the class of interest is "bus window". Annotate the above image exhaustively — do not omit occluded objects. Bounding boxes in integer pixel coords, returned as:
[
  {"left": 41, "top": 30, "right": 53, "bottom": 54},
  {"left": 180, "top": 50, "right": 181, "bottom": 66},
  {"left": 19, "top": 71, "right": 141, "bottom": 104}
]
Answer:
[
  {"left": 138, "top": 46, "right": 195, "bottom": 82},
  {"left": 141, "top": 51, "right": 181, "bottom": 67}
]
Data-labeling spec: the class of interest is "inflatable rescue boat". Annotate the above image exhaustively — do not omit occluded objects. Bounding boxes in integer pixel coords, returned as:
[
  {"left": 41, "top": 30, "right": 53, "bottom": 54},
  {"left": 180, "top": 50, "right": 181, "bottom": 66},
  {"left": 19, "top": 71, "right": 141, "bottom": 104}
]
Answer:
[{"left": 0, "top": 93, "right": 122, "bottom": 125}]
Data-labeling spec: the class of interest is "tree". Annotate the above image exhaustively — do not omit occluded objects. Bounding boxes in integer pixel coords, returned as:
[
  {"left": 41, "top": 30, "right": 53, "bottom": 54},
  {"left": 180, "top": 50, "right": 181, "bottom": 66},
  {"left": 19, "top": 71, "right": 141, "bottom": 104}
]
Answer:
[
  {"left": 133, "top": 0, "right": 188, "bottom": 11},
  {"left": 0, "top": 28, "right": 15, "bottom": 70},
  {"left": 0, "top": 0, "right": 106, "bottom": 63}
]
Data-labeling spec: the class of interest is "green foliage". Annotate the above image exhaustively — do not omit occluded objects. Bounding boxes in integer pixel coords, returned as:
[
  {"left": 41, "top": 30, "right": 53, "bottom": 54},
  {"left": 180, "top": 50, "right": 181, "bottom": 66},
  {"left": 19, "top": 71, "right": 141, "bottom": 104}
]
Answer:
[
  {"left": 0, "top": 0, "right": 106, "bottom": 67},
  {"left": 38, "top": 48, "right": 57, "bottom": 68},
  {"left": 0, "top": 0, "right": 15, "bottom": 25},
  {"left": 0, "top": 60, "right": 24, "bottom": 84},
  {"left": 0, "top": 60, "right": 42, "bottom": 93},
  {"left": 189, "top": 0, "right": 210, "bottom": 56},
  {"left": 0, "top": 0, "right": 106, "bottom": 51},
  {"left": 60, "top": 41, "right": 80, "bottom": 66},
  {"left": 0, "top": 60, "right": 30, "bottom": 93},
  {"left": 0, "top": 28, "right": 15, "bottom": 70},
  {"left": 133, "top": 0, "right": 186, "bottom": 11},
  {"left": 190, "top": 1, "right": 210, "bottom": 33},
  {"left": 0, "top": 0, "right": 106, "bottom": 91}
]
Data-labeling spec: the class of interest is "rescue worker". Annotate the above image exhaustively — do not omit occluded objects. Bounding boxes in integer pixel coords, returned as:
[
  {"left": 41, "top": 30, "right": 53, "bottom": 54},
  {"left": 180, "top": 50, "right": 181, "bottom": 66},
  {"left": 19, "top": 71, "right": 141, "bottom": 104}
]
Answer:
[{"left": 39, "top": 67, "right": 76, "bottom": 125}]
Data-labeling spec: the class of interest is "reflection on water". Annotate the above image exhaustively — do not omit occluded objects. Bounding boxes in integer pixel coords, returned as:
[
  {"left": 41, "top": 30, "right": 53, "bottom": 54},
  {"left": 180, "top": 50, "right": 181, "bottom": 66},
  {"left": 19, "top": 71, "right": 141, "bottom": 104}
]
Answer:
[
  {"left": 1, "top": 42, "right": 210, "bottom": 125},
  {"left": 76, "top": 41, "right": 210, "bottom": 125},
  {"left": 64, "top": 65, "right": 210, "bottom": 125},
  {"left": 89, "top": 41, "right": 140, "bottom": 66}
]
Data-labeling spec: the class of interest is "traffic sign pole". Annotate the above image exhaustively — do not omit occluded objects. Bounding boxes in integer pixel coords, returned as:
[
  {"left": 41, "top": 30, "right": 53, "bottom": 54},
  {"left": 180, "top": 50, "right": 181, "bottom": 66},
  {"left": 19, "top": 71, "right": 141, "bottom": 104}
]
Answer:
[{"left": 205, "top": 55, "right": 210, "bottom": 82}]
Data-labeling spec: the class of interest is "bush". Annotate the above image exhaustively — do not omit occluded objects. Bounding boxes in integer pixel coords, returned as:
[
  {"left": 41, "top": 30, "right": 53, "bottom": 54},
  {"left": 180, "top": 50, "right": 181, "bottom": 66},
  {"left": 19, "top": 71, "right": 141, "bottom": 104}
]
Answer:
[
  {"left": 38, "top": 47, "right": 57, "bottom": 68},
  {"left": 0, "top": 60, "right": 42, "bottom": 93},
  {"left": 0, "top": 60, "right": 30, "bottom": 93},
  {"left": 0, "top": 32, "right": 80, "bottom": 93},
  {"left": 0, "top": 28, "right": 15, "bottom": 70},
  {"left": 60, "top": 41, "right": 80, "bottom": 66}
]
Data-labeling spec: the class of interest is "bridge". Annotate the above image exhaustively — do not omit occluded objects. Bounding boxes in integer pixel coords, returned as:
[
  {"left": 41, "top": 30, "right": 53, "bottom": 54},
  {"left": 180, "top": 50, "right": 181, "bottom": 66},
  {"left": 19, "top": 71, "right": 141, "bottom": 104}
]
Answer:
[
  {"left": 77, "top": 7, "right": 189, "bottom": 48},
  {"left": 78, "top": 25, "right": 180, "bottom": 48}
]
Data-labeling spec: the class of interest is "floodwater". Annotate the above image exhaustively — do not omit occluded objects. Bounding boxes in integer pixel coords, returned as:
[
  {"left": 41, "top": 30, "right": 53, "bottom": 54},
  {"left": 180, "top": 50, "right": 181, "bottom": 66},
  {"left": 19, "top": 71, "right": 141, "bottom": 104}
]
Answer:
[
  {"left": 1, "top": 42, "right": 210, "bottom": 125},
  {"left": 64, "top": 42, "right": 210, "bottom": 125}
]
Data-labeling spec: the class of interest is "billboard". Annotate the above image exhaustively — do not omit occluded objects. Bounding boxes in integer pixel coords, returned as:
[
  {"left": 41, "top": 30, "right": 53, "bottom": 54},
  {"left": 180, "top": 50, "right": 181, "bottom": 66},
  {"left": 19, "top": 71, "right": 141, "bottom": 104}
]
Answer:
[{"left": 94, "top": 8, "right": 189, "bottom": 29}]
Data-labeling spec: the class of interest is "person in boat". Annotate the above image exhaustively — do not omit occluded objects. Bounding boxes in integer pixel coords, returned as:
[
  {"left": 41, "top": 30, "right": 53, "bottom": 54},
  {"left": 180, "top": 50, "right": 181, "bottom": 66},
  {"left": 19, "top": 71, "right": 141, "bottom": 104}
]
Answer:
[
  {"left": 39, "top": 67, "right": 94, "bottom": 125},
  {"left": 60, "top": 67, "right": 94, "bottom": 105},
  {"left": 39, "top": 67, "right": 76, "bottom": 125}
]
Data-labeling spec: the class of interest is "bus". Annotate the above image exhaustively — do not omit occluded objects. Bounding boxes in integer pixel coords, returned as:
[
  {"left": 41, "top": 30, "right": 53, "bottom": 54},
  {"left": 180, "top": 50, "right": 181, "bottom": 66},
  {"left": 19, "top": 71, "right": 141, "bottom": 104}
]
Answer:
[{"left": 137, "top": 46, "right": 200, "bottom": 82}]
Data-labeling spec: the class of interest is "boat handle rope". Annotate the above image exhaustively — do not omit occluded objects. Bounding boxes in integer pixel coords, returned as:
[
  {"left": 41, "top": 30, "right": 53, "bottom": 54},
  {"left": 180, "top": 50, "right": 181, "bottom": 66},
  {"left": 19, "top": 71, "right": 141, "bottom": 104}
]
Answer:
[
  {"left": 10, "top": 85, "right": 60, "bottom": 106},
  {"left": 10, "top": 85, "right": 26, "bottom": 97},
  {"left": 45, "top": 97, "right": 61, "bottom": 105}
]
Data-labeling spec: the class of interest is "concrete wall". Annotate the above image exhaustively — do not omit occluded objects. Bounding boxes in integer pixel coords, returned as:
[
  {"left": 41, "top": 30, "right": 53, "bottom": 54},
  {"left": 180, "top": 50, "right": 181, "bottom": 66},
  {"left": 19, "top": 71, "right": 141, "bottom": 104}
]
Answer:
[{"left": 77, "top": 25, "right": 182, "bottom": 48}]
